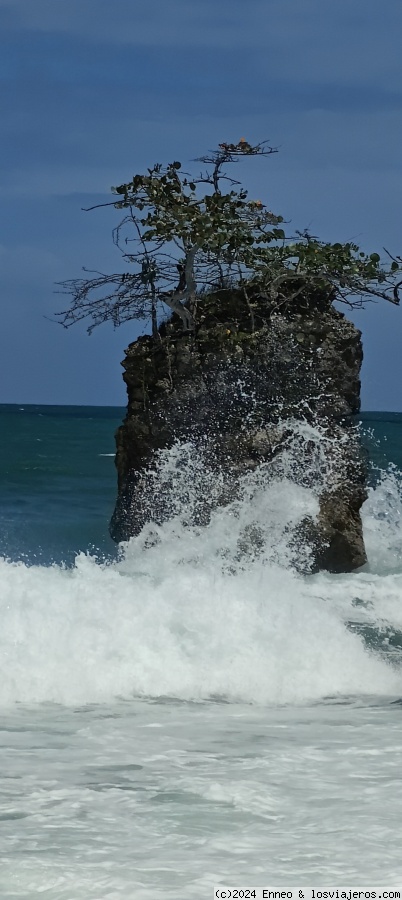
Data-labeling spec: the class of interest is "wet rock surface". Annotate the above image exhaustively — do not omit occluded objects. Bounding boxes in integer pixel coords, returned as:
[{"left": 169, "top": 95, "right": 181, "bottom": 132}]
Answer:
[{"left": 110, "top": 289, "right": 367, "bottom": 573}]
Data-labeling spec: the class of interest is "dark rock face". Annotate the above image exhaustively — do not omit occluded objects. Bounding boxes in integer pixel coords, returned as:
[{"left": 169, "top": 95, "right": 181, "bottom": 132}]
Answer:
[{"left": 110, "top": 290, "right": 367, "bottom": 573}]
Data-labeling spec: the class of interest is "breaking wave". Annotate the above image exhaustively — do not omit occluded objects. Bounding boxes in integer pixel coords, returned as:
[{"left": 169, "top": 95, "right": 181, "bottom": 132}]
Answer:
[{"left": 1, "top": 424, "right": 402, "bottom": 708}]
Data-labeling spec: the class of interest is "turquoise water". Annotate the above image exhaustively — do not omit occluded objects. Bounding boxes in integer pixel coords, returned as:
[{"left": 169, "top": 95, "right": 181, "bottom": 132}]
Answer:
[
  {"left": 1, "top": 405, "right": 402, "bottom": 897},
  {"left": 0, "top": 404, "right": 124, "bottom": 564},
  {"left": 1, "top": 404, "right": 401, "bottom": 565},
  {"left": 362, "top": 411, "right": 402, "bottom": 472}
]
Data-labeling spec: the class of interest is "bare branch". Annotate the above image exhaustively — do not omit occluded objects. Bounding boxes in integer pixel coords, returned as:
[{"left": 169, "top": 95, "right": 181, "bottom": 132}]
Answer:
[
  {"left": 55, "top": 138, "right": 400, "bottom": 338},
  {"left": 82, "top": 200, "right": 122, "bottom": 212}
]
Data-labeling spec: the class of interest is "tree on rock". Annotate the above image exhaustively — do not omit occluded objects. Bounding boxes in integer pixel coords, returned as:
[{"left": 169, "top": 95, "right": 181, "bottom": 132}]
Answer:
[{"left": 57, "top": 139, "right": 401, "bottom": 337}]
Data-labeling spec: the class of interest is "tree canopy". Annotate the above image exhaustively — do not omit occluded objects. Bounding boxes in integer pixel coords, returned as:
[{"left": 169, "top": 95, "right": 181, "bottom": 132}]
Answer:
[{"left": 57, "top": 139, "right": 401, "bottom": 337}]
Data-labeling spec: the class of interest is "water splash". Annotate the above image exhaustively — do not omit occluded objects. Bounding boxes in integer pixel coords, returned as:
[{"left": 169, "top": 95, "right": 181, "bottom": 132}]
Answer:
[{"left": 1, "top": 427, "right": 401, "bottom": 708}]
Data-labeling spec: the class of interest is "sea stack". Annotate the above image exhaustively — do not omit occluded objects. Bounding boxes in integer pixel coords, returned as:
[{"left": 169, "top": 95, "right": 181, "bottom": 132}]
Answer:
[{"left": 110, "top": 285, "right": 367, "bottom": 573}]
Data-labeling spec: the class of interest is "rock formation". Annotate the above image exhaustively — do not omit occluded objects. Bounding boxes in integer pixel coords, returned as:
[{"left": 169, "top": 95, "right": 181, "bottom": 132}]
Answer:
[{"left": 110, "top": 286, "right": 367, "bottom": 573}]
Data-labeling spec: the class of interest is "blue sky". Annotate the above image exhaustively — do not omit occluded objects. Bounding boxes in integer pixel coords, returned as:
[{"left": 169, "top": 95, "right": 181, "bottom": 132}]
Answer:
[{"left": 0, "top": 0, "right": 401, "bottom": 408}]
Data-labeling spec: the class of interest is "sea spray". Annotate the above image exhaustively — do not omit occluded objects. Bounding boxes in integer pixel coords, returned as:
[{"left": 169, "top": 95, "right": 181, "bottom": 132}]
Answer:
[
  {"left": 362, "top": 463, "right": 402, "bottom": 574},
  {"left": 1, "top": 429, "right": 401, "bottom": 708},
  {"left": 2, "top": 410, "right": 402, "bottom": 894},
  {"left": 114, "top": 417, "right": 360, "bottom": 571}
]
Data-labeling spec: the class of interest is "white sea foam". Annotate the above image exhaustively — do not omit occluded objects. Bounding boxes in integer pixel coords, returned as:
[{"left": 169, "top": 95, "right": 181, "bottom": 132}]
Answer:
[
  {"left": 1, "top": 438, "right": 401, "bottom": 708},
  {"left": 1, "top": 433, "right": 402, "bottom": 896},
  {"left": 362, "top": 463, "right": 402, "bottom": 573}
]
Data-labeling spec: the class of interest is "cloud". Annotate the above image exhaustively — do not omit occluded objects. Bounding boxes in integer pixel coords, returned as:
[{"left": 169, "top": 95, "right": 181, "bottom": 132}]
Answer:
[
  {"left": 0, "top": 0, "right": 267, "bottom": 48},
  {"left": 1, "top": 105, "right": 401, "bottom": 206},
  {"left": 0, "top": 0, "right": 401, "bottom": 81},
  {"left": 1, "top": 0, "right": 401, "bottom": 407}
]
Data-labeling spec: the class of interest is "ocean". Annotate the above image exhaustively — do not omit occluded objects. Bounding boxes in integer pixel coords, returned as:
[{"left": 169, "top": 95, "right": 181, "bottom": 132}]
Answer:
[{"left": 0, "top": 404, "right": 402, "bottom": 898}]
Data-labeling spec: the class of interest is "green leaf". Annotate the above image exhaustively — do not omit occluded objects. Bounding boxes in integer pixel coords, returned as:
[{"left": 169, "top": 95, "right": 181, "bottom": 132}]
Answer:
[
  {"left": 391, "top": 261, "right": 399, "bottom": 272},
  {"left": 370, "top": 252, "right": 381, "bottom": 263}
]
